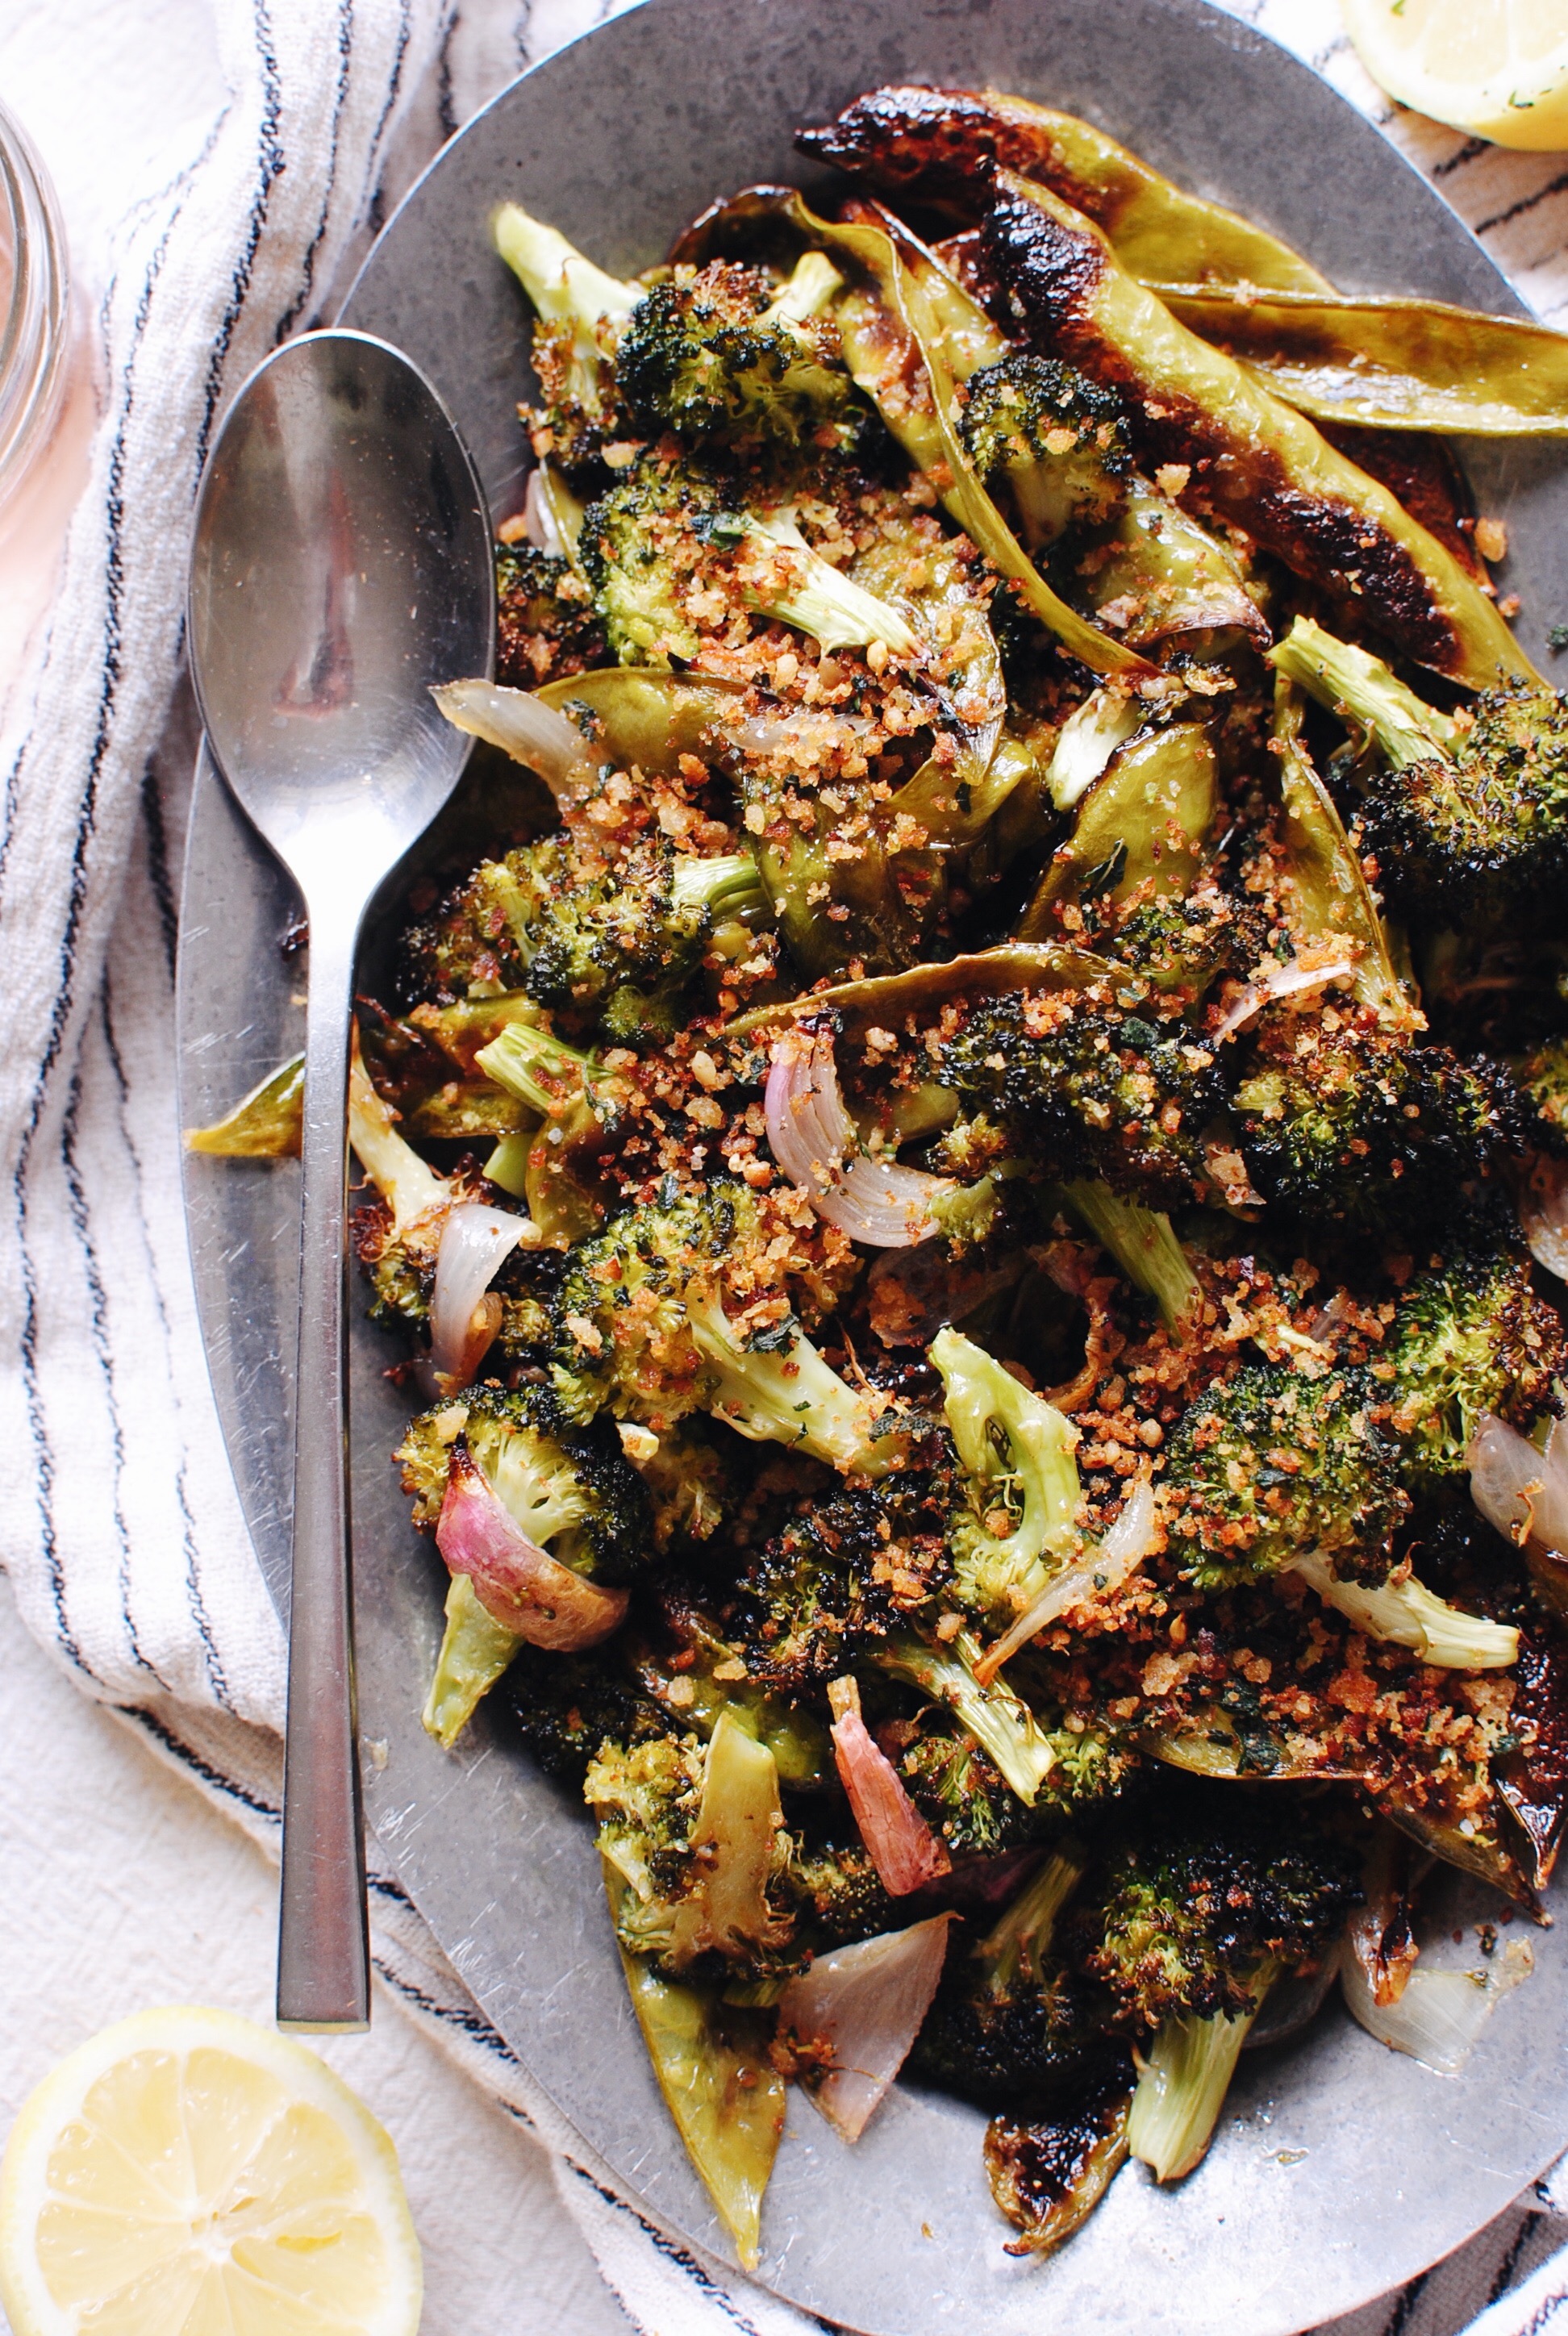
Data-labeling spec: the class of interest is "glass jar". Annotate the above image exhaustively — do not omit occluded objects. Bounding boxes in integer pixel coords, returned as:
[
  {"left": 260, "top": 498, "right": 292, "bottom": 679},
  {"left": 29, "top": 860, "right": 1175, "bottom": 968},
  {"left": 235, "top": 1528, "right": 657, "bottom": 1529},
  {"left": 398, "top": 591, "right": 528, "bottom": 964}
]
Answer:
[{"left": 0, "top": 93, "right": 69, "bottom": 515}]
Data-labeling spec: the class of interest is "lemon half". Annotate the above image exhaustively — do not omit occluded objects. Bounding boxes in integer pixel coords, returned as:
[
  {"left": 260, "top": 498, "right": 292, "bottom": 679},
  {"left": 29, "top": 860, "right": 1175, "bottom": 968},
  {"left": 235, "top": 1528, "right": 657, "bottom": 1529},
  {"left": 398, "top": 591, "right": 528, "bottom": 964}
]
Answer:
[
  {"left": 1342, "top": 0, "right": 1568, "bottom": 150},
  {"left": 0, "top": 2007, "right": 422, "bottom": 2336}
]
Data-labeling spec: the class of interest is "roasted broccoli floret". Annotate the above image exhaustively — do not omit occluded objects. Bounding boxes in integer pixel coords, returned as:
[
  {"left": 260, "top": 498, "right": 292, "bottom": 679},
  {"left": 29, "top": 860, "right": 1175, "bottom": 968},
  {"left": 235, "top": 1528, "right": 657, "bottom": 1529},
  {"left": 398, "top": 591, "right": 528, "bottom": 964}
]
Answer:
[
  {"left": 495, "top": 542, "right": 606, "bottom": 687},
  {"left": 579, "top": 458, "right": 918, "bottom": 666},
  {"left": 929, "top": 1327, "right": 1082, "bottom": 1625},
  {"left": 615, "top": 254, "right": 868, "bottom": 463},
  {"left": 785, "top": 1837, "right": 900, "bottom": 1946},
  {"left": 1162, "top": 1361, "right": 1408, "bottom": 1591},
  {"left": 495, "top": 203, "right": 643, "bottom": 472},
  {"left": 711, "top": 1465, "right": 957, "bottom": 1692},
  {"left": 909, "top": 1846, "right": 1111, "bottom": 2109},
  {"left": 1514, "top": 1032, "right": 1568, "bottom": 1146},
  {"left": 503, "top": 1642, "right": 667, "bottom": 1783},
  {"left": 895, "top": 1714, "right": 1060, "bottom": 1856},
  {"left": 396, "top": 1379, "right": 653, "bottom": 1585},
  {"left": 398, "top": 829, "right": 766, "bottom": 1037},
  {"left": 549, "top": 1181, "right": 896, "bottom": 1470},
  {"left": 1068, "top": 1796, "right": 1359, "bottom": 2181},
  {"left": 1271, "top": 614, "right": 1568, "bottom": 928},
  {"left": 587, "top": 1710, "right": 799, "bottom": 1982},
  {"left": 960, "top": 355, "right": 1131, "bottom": 549},
  {"left": 937, "top": 989, "right": 1224, "bottom": 1205},
  {"left": 875, "top": 1631, "right": 1070, "bottom": 1808},
  {"left": 1384, "top": 1238, "right": 1566, "bottom": 1493},
  {"left": 1233, "top": 1001, "right": 1524, "bottom": 1230}
]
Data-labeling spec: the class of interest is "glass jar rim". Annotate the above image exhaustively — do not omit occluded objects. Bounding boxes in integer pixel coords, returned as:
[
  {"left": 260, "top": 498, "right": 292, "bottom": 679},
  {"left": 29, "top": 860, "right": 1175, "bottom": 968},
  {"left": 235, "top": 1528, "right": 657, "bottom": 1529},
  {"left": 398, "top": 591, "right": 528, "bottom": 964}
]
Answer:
[{"left": 0, "top": 94, "right": 70, "bottom": 511}]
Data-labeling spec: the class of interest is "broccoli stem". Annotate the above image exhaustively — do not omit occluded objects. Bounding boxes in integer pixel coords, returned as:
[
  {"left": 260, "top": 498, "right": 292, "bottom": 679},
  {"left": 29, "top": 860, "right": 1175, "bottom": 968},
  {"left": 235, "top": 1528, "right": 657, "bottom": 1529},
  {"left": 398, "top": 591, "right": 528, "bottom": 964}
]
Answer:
[
  {"left": 1127, "top": 1963, "right": 1274, "bottom": 2182},
  {"left": 686, "top": 1287, "right": 901, "bottom": 1477},
  {"left": 930, "top": 1326, "right": 1082, "bottom": 1614},
  {"left": 669, "top": 849, "right": 768, "bottom": 924},
  {"left": 1062, "top": 1181, "right": 1200, "bottom": 1332},
  {"left": 1268, "top": 615, "right": 1456, "bottom": 770},
  {"left": 494, "top": 203, "right": 644, "bottom": 371},
  {"left": 348, "top": 1038, "right": 449, "bottom": 1232},
  {"left": 761, "top": 249, "right": 844, "bottom": 328},
  {"left": 877, "top": 1632, "right": 1060, "bottom": 1805},
  {"left": 484, "top": 1131, "right": 534, "bottom": 1198},
  {"left": 475, "top": 1022, "right": 594, "bottom": 1115},
  {"left": 746, "top": 511, "right": 920, "bottom": 657},
  {"left": 422, "top": 1574, "right": 522, "bottom": 1750},
  {"left": 185, "top": 1053, "right": 304, "bottom": 1158},
  {"left": 977, "top": 1841, "right": 1088, "bottom": 1993},
  {"left": 1290, "top": 1552, "right": 1519, "bottom": 1669}
]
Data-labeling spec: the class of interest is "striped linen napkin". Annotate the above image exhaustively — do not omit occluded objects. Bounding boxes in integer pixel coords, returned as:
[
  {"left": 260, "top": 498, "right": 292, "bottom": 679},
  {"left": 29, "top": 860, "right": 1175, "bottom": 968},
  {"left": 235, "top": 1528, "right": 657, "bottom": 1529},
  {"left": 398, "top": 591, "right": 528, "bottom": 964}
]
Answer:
[{"left": 3, "top": 0, "right": 1568, "bottom": 2330}]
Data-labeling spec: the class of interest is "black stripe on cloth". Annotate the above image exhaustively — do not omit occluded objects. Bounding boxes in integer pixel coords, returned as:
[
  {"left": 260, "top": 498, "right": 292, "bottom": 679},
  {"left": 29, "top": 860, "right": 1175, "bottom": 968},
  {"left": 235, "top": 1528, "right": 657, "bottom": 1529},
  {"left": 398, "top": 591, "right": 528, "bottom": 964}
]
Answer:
[
  {"left": 98, "top": 985, "right": 232, "bottom": 1706},
  {"left": 563, "top": 2163, "right": 795, "bottom": 2336},
  {"left": 1489, "top": 2214, "right": 1548, "bottom": 2307},
  {"left": 1381, "top": 2269, "right": 1430, "bottom": 2336},
  {"left": 138, "top": 761, "right": 179, "bottom": 987},
  {"left": 1432, "top": 135, "right": 1491, "bottom": 181},
  {"left": 1518, "top": 2292, "right": 1568, "bottom": 2335},
  {"left": 1477, "top": 172, "right": 1568, "bottom": 240},
  {"left": 59, "top": 1046, "right": 167, "bottom": 1692},
  {"left": 127, "top": 1705, "right": 282, "bottom": 1824},
  {"left": 436, "top": 10, "right": 458, "bottom": 139},
  {"left": 369, "top": 1956, "right": 532, "bottom": 2072},
  {"left": 273, "top": 0, "right": 355, "bottom": 344},
  {"left": 361, "top": 0, "right": 416, "bottom": 240},
  {"left": 193, "top": 0, "right": 286, "bottom": 478}
]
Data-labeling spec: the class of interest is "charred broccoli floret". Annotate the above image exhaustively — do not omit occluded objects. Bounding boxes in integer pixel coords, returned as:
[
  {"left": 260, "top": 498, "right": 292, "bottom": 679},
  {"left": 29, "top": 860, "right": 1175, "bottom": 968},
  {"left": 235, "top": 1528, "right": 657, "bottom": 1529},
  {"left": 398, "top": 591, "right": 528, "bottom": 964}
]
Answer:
[
  {"left": 1233, "top": 1002, "right": 1524, "bottom": 1229},
  {"left": 960, "top": 356, "right": 1131, "bottom": 548},
  {"left": 1271, "top": 615, "right": 1568, "bottom": 928},
  {"left": 495, "top": 542, "right": 606, "bottom": 688},
  {"left": 503, "top": 1642, "right": 667, "bottom": 1784},
  {"left": 909, "top": 1846, "right": 1111, "bottom": 2109},
  {"left": 785, "top": 1837, "right": 899, "bottom": 1946},
  {"left": 587, "top": 1710, "right": 799, "bottom": 1983},
  {"left": 1069, "top": 1796, "right": 1359, "bottom": 2181},
  {"left": 579, "top": 457, "right": 918, "bottom": 667},
  {"left": 895, "top": 1714, "right": 1060, "bottom": 1856},
  {"left": 1384, "top": 1237, "right": 1566, "bottom": 1493},
  {"left": 495, "top": 203, "right": 643, "bottom": 472},
  {"left": 1162, "top": 1361, "right": 1408, "bottom": 1591},
  {"left": 396, "top": 1379, "right": 653, "bottom": 1585},
  {"left": 1514, "top": 1032, "right": 1568, "bottom": 1147},
  {"left": 937, "top": 989, "right": 1224, "bottom": 1205},
  {"left": 615, "top": 254, "right": 868, "bottom": 464},
  {"left": 549, "top": 1181, "right": 896, "bottom": 1470},
  {"left": 398, "top": 829, "right": 765, "bottom": 1037},
  {"left": 712, "top": 1463, "right": 957, "bottom": 1693}
]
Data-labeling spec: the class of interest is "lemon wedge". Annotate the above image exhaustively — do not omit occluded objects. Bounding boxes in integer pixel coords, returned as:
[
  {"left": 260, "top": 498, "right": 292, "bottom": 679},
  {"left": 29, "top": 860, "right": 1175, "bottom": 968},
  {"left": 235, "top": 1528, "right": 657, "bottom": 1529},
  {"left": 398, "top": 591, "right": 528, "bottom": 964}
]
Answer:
[
  {"left": 1342, "top": 0, "right": 1568, "bottom": 150},
  {"left": 0, "top": 2007, "right": 422, "bottom": 2336}
]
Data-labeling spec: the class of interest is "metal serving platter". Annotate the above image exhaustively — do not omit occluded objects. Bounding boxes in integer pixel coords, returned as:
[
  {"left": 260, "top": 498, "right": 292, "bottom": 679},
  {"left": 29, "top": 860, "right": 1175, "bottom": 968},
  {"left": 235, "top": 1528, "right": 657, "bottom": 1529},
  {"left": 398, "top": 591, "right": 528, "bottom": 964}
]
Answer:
[{"left": 177, "top": 3, "right": 1568, "bottom": 2328}]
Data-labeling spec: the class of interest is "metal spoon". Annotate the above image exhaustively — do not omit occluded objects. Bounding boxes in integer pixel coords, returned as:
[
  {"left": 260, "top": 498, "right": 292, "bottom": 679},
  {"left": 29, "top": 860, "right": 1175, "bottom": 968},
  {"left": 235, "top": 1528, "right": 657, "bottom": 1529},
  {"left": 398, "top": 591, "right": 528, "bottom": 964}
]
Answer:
[{"left": 188, "top": 329, "right": 493, "bottom": 2029}]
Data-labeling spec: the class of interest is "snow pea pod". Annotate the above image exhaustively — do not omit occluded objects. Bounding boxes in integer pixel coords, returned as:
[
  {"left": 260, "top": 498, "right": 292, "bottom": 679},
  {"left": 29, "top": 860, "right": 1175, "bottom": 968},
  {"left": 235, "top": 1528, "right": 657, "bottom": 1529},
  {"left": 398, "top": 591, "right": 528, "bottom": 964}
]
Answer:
[
  {"left": 1017, "top": 721, "right": 1217, "bottom": 937},
  {"left": 1270, "top": 678, "right": 1406, "bottom": 1017},
  {"left": 1153, "top": 283, "right": 1568, "bottom": 436},
  {"left": 795, "top": 84, "right": 1331, "bottom": 294},
  {"left": 984, "top": 170, "right": 1537, "bottom": 688},
  {"left": 678, "top": 185, "right": 1158, "bottom": 685}
]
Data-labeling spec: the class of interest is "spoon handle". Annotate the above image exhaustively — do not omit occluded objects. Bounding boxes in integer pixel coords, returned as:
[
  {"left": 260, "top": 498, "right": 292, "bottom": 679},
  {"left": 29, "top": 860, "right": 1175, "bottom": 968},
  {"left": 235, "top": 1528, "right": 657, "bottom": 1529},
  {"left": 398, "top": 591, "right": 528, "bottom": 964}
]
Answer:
[{"left": 277, "top": 900, "right": 370, "bottom": 2033}]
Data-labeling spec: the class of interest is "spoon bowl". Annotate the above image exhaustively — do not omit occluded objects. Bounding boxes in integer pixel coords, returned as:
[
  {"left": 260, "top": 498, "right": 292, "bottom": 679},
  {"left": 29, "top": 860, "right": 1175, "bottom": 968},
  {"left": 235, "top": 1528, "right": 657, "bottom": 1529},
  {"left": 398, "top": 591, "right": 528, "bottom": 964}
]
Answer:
[{"left": 188, "top": 328, "right": 493, "bottom": 2029}]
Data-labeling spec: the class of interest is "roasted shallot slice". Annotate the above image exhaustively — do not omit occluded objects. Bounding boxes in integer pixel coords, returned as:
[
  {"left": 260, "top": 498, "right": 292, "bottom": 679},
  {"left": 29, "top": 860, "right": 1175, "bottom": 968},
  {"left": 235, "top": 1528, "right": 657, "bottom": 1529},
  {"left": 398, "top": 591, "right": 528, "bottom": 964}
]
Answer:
[
  {"left": 777, "top": 1913, "right": 954, "bottom": 2143},
  {"left": 1470, "top": 1412, "right": 1568, "bottom": 1558},
  {"left": 436, "top": 1443, "right": 628, "bottom": 1650},
  {"left": 1211, "top": 949, "right": 1357, "bottom": 1043},
  {"left": 828, "top": 1676, "right": 951, "bottom": 1896},
  {"left": 765, "top": 1026, "right": 955, "bottom": 1247},
  {"left": 430, "top": 1203, "right": 533, "bottom": 1391}
]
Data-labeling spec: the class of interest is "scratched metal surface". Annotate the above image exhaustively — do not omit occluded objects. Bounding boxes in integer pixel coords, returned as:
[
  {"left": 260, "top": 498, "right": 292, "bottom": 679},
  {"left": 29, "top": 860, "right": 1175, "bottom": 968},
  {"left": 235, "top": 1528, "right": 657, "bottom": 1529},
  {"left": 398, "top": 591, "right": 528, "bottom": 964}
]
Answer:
[{"left": 177, "top": 3, "right": 1568, "bottom": 2328}]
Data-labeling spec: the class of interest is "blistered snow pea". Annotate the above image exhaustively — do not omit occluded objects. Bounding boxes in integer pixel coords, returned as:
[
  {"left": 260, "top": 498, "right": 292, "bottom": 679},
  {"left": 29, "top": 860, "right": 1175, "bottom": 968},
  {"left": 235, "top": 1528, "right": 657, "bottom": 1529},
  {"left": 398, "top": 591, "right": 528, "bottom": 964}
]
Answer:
[
  {"left": 983, "top": 170, "right": 1537, "bottom": 687},
  {"left": 796, "top": 85, "right": 1331, "bottom": 294},
  {"left": 1017, "top": 721, "right": 1217, "bottom": 938},
  {"left": 1153, "top": 283, "right": 1568, "bottom": 436}
]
